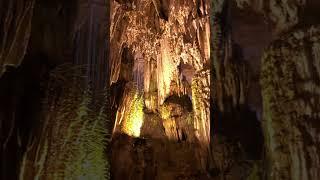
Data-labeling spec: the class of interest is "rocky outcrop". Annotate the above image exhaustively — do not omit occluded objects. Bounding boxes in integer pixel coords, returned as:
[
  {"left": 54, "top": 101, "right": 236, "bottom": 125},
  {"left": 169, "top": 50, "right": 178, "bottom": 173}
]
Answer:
[
  {"left": 261, "top": 26, "right": 320, "bottom": 180},
  {"left": 235, "top": 0, "right": 320, "bottom": 34},
  {"left": 228, "top": 1, "right": 320, "bottom": 179}
]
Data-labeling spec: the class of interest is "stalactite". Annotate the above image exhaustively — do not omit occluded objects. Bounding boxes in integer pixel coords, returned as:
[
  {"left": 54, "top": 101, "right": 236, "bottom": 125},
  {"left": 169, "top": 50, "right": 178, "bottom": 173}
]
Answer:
[
  {"left": 133, "top": 53, "right": 144, "bottom": 90},
  {"left": 110, "top": 0, "right": 210, "bottom": 104},
  {"left": 110, "top": 0, "right": 212, "bottom": 179},
  {"left": 208, "top": 1, "right": 264, "bottom": 179},
  {"left": 210, "top": 0, "right": 251, "bottom": 114},
  {"left": 144, "top": 58, "right": 158, "bottom": 112}
]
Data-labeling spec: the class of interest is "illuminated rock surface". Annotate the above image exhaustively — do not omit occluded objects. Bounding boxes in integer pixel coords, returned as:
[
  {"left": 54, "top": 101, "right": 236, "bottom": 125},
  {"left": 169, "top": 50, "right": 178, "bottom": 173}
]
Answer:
[
  {"left": 1, "top": 0, "right": 320, "bottom": 179},
  {"left": 113, "top": 83, "right": 144, "bottom": 137},
  {"left": 0, "top": 0, "right": 110, "bottom": 179},
  {"left": 110, "top": 0, "right": 210, "bottom": 104},
  {"left": 110, "top": 0, "right": 212, "bottom": 179},
  {"left": 19, "top": 65, "right": 109, "bottom": 179}
]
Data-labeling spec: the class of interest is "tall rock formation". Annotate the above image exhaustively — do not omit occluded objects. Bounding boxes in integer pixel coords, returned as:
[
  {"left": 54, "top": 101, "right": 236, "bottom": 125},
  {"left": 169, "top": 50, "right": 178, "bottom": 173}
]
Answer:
[
  {"left": 234, "top": 0, "right": 320, "bottom": 179},
  {"left": 110, "top": 0, "right": 212, "bottom": 179},
  {"left": 0, "top": 0, "right": 110, "bottom": 179},
  {"left": 261, "top": 26, "right": 320, "bottom": 180}
]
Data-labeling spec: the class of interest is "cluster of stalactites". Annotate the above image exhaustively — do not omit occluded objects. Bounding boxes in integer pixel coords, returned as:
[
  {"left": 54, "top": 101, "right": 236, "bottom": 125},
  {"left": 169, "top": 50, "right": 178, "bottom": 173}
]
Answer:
[
  {"left": 110, "top": 2, "right": 212, "bottom": 158},
  {"left": 110, "top": 0, "right": 211, "bottom": 104}
]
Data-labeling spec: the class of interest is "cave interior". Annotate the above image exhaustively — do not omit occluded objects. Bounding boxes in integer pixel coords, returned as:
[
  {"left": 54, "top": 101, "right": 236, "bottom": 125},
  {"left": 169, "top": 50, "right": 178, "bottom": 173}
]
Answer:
[{"left": 1, "top": 0, "right": 320, "bottom": 180}]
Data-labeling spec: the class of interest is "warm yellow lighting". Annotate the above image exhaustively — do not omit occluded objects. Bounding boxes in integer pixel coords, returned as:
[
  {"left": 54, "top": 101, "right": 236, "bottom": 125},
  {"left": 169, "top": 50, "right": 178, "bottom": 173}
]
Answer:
[
  {"left": 121, "top": 92, "right": 144, "bottom": 137},
  {"left": 157, "top": 38, "right": 179, "bottom": 105}
]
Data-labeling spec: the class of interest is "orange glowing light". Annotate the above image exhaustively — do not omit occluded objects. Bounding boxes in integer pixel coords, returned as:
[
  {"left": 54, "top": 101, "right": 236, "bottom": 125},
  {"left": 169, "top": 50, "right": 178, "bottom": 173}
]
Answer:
[{"left": 121, "top": 93, "right": 144, "bottom": 137}]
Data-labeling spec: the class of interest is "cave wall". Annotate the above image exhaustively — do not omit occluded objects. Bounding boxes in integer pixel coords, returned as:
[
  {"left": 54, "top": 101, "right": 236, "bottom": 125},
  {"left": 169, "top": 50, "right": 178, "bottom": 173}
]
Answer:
[
  {"left": 0, "top": 0, "right": 110, "bottom": 179},
  {"left": 208, "top": 0, "right": 265, "bottom": 178},
  {"left": 233, "top": 0, "right": 320, "bottom": 179},
  {"left": 261, "top": 26, "right": 320, "bottom": 180},
  {"left": 110, "top": 0, "right": 211, "bottom": 144},
  {"left": 1, "top": 0, "right": 320, "bottom": 179},
  {"left": 110, "top": 0, "right": 212, "bottom": 179},
  {"left": 109, "top": 0, "right": 320, "bottom": 179},
  {"left": 0, "top": 0, "right": 35, "bottom": 77}
]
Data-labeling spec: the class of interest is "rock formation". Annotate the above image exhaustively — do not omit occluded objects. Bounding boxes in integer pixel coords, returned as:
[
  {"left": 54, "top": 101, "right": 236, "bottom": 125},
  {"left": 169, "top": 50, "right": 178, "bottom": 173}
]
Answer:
[
  {"left": 261, "top": 25, "right": 320, "bottom": 180},
  {"left": 0, "top": 0, "right": 35, "bottom": 77},
  {"left": 0, "top": 0, "right": 110, "bottom": 179},
  {"left": 19, "top": 65, "right": 109, "bottom": 179},
  {"left": 231, "top": 0, "right": 320, "bottom": 179},
  {"left": 1, "top": 0, "right": 320, "bottom": 179},
  {"left": 110, "top": 0, "right": 212, "bottom": 179},
  {"left": 210, "top": 3, "right": 261, "bottom": 180}
]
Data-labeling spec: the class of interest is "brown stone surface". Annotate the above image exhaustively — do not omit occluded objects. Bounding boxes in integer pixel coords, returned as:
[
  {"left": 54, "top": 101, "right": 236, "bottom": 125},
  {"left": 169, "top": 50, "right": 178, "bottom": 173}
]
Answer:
[
  {"left": 111, "top": 133, "right": 210, "bottom": 180},
  {"left": 110, "top": 0, "right": 212, "bottom": 178},
  {"left": 2, "top": 0, "right": 320, "bottom": 179},
  {"left": 261, "top": 26, "right": 320, "bottom": 180}
]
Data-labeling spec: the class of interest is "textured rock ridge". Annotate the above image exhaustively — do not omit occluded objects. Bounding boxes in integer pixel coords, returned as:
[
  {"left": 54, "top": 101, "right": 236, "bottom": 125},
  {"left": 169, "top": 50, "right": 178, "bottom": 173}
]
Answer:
[
  {"left": 261, "top": 26, "right": 320, "bottom": 180},
  {"left": 0, "top": 0, "right": 110, "bottom": 179}
]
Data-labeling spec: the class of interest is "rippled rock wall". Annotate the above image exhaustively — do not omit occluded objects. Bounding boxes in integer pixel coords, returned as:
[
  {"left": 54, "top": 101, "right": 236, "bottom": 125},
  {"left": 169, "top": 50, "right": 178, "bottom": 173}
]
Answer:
[{"left": 261, "top": 26, "right": 320, "bottom": 180}]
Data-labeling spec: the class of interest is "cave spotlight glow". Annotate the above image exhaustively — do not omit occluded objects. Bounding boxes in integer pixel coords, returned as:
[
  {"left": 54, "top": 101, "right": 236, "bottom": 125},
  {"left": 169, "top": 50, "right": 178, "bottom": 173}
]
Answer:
[{"left": 121, "top": 92, "right": 144, "bottom": 137}]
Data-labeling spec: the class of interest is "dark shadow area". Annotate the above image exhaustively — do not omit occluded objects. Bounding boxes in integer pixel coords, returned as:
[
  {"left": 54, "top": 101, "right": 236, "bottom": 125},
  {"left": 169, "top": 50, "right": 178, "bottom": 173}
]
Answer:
[
  {"left": 163, "top": 94, "right": 193, "bottom": 112},
  {"left": 0, "top": 54, "right": 52, "bottom": 179},
  {"left": 111, "top": 133, "right": 211, "bottom": 180},
  {"left": 213, "top": 106, "right": 264, "bottom": 160}
]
